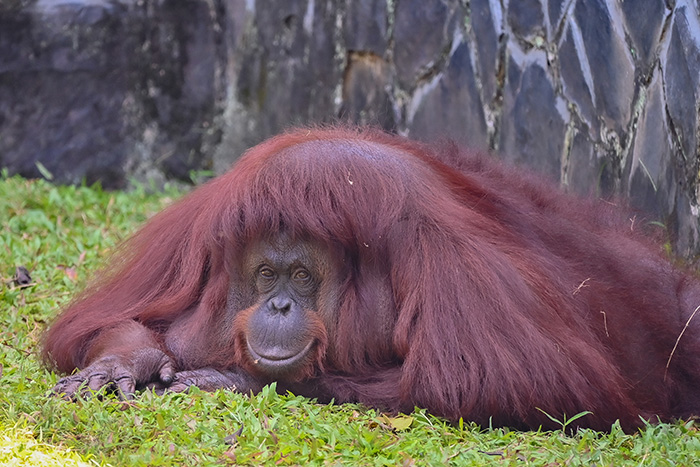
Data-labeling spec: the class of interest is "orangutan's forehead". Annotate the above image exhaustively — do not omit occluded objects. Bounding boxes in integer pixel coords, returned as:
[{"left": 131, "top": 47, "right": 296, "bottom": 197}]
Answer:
[{"left": 244, "top": 234, "right": 323, "bottom": 266}]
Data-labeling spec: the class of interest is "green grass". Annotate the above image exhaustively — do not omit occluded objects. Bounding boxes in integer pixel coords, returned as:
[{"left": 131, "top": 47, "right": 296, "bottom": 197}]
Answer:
[{"left": 2, "top": 174, "right": 700, "bottom": 466}]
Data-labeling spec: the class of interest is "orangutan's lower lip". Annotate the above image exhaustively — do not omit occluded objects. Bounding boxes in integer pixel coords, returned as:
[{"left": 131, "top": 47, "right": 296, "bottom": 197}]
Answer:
[{"left": 247, "top": 339, "right": 314, "bottom": 368}]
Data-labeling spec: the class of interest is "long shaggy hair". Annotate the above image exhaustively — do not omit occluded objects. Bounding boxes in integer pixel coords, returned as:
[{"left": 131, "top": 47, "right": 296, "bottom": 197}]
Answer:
[{"left": 44, "top": 127, "right": 700, "bottom": 431}]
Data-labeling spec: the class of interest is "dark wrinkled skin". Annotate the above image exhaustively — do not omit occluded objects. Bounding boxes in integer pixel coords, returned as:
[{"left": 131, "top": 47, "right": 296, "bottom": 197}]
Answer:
[
  {"left": 153, "top": 368, "right": 264, "bottom": 394},
  {"left": 52, "top": 347, "right": 175, "bottom": 399},
  {"left": 53, "top": 352, "right": 264, "bottom": 399},
  {"left": 51, "top": 236, "right": 321, "bottom": 400}
]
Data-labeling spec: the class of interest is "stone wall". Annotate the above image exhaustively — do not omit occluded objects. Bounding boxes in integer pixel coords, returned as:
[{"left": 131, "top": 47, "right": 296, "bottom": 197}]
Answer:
[{"left": 1, "top": 0, "right": 699, "bottom": 256}]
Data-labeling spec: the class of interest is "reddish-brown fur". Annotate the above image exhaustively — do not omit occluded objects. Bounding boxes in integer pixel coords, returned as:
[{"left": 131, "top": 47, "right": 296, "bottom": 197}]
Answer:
[{"left": 44, "top": 127, "right": 700, "bottom": 431}]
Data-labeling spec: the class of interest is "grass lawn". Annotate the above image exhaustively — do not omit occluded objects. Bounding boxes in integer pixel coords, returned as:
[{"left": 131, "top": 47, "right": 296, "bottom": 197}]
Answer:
[{"left": 1, "top": 174, "right": 700, "bottom": 466}]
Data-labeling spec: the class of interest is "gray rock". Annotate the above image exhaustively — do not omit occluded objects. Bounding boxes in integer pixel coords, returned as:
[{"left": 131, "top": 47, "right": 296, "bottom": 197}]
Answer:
[
  {"left": 1, "top": 0, "right": 699, "bottom": 255},
  {"left": 507, "top": 0, "right": 544, "bottom": 38},
  {"left": 499, "top": 53, "right": 565, "bottom": 182},
  {"left": 393, "top": 0, "right": 457, "bottom": 90},
  {"left": 339, "top": 51, "right": 395, "bottom": 129},
  {"left": 343, "top": 0, "right": 388, "bottom": 56},
  {"left": 409, "top": 40, "right": 488, "bottom": 151}
]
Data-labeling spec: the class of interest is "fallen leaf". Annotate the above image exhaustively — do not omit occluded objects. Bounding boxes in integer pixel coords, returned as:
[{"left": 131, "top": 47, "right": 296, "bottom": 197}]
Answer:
[{"left": 379, "top": 414, "right": 414, "bottom": 431}]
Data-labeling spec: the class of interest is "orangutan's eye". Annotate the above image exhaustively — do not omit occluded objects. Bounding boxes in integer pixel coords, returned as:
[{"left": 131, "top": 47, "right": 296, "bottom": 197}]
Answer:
[
  {"left": 259, "top": 266, "right": 275, "bottom": 279},
  {"left": 293, "top": 269, "right": 310, "bottom": 282}
]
